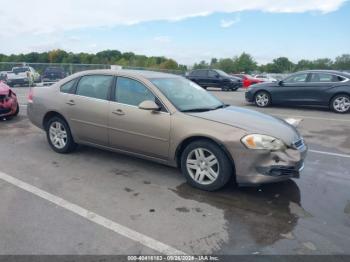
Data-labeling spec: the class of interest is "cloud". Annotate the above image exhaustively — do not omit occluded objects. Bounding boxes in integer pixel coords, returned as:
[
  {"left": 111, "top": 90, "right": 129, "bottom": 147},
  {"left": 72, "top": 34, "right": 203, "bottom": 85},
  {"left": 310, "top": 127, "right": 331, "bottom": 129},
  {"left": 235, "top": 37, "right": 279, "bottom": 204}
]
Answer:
[
  {"left": 153, "top": 36, "right": 172, "bottom": 43},
  {"left": 220, "top": 16, "right": 241, "bottom": 28},
  {"left": 0, "top": 0, "right": 346, "bottom": 39}
]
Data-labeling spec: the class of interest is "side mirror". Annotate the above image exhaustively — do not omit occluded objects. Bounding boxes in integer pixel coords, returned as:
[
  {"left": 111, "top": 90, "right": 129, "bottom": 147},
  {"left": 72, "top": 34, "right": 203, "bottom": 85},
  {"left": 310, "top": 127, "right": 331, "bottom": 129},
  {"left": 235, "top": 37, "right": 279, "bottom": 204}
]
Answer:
[
  {"left": 138, "top": 100, "right": 160, "bottom": 111},
  {"left": 278, "top": 80, "right": 284, "bottom": 86},
  {"left": 216, "top": 74, "right": 220, "bottom": 78}
]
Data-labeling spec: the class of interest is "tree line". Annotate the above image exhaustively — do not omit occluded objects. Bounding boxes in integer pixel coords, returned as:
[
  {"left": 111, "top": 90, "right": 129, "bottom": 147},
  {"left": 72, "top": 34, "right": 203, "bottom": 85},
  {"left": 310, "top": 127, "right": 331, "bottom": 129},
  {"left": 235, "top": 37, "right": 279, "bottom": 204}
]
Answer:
[
  {"left": 193, "top": 53, "right": 350, "bottom": 73},
  {"left": 0, "top": 49, "right": 187, "bottom": 71},
  {"left": 0, "top": 49, "right": 349, "bottom": 73}
]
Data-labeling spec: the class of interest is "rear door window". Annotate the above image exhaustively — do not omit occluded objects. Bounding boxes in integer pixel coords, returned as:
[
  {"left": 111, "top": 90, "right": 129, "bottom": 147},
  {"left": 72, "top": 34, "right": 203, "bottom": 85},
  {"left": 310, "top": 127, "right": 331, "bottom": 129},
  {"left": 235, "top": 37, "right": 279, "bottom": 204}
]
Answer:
[
  {"left": 76, "top": 75, "right": 114, "bottom": 100},
  {"left": 310, "top": 73, "right": 345, "bottom": 83}
]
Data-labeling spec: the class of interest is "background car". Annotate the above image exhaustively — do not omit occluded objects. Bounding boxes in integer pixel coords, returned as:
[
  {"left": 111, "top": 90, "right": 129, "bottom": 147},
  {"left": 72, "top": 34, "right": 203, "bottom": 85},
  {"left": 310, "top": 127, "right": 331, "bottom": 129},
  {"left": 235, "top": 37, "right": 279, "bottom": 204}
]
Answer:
[
  {"left": 232, "top": 74, "right": 263, "bottom": 88},
  {"left": 0, "top": 81, "right": 19, "bottom": 119},
  {"left": 42, "top": 67, "right": 67, "bottom": 85},
  {"left": 6, "top": 66, "right": 39, "bottom": 87},
  {"left": 245, "top": 70, "right": 350, "bottom": 113},
  {"left": 187, "top": 69, "right": 242, "bottom": 91},
  {"left": 254, "top": 74, "right": 278, "bottom": 83},
  {"left": 0, "top": 71, "right": 7, "bottom": 82}
]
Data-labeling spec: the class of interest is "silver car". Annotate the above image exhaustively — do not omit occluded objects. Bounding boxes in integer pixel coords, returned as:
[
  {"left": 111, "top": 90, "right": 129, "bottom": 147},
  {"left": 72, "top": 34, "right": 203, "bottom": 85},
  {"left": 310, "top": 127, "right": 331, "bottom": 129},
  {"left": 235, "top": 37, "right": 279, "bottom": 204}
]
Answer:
[{"left": 27, "top": 70, "right": 307, "bottom": 191}]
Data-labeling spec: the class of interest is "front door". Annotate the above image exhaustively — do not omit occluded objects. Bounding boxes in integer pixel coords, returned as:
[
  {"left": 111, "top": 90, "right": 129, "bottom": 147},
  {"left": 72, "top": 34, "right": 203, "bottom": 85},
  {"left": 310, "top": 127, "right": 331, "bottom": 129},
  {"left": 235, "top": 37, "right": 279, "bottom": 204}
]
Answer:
[
  {"left": 108, "top": 76, "right": 171, "bottom": 160},
  {"left": 273, "top": 73, "right": 310, "bottom": 104}
]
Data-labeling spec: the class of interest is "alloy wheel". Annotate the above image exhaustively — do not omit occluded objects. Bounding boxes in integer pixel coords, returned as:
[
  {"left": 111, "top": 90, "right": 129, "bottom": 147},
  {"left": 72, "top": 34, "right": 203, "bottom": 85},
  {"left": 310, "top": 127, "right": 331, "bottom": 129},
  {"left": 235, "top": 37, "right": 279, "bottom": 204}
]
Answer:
[
  {"left": 49, "top": 121, "right": 68, "bottom": 149},
  {"left": 255, "top": 93, "right": 270, "bottom": 107},
  {"left": 186, "top": 148, "right": 219, "bottom": 185},
  {"left": 333, "top": 96, "right": 350, "bottom": 113}
]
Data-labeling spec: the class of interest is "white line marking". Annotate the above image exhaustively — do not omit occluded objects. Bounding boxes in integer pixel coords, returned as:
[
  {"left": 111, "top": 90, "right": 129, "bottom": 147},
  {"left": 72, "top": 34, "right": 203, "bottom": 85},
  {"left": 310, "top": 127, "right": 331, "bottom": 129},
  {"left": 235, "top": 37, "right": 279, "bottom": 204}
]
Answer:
[
  {"left": 19, "top": 104, "right": 27, "bottom": 107},
  {"left": 309, "top": 149, "right": 350, "bottom": 158},
  {"left": 0, "top": 171, "right": 186, "bottom": 255},
  {"left": 272, "top": 113, "right": 350, "bottom": 122}
]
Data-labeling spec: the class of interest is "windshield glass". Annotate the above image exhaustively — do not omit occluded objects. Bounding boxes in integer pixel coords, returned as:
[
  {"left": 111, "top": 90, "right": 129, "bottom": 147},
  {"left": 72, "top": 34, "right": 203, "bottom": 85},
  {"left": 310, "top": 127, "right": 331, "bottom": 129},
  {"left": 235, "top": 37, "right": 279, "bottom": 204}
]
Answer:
[{"left": 150, "top": 77, "right": 224, "bottom": 112}]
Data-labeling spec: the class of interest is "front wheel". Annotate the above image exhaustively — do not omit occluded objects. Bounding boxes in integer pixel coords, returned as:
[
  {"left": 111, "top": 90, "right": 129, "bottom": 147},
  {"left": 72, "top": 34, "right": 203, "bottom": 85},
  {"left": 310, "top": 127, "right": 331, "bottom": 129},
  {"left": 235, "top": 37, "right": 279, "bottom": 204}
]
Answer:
[
  {"left": 330, "top": 94, "right": 350, "bottom": 114},
  {"left": 254, "top": 91, "right": 271, "bottom": 107},
  {"left": 180, "top": 140, "right": 233, "bottom": 191},
  {"left": 46, "top": 117, "right": 77, "bottom": 153}
]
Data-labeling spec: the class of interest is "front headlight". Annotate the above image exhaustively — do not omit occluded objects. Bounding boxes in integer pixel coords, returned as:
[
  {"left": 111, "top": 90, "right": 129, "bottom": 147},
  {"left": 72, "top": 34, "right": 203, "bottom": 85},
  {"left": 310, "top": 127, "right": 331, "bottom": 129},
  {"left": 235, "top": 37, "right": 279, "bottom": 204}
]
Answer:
[{"left": 241, "top": 134, "right": 286, "bottom": 151}]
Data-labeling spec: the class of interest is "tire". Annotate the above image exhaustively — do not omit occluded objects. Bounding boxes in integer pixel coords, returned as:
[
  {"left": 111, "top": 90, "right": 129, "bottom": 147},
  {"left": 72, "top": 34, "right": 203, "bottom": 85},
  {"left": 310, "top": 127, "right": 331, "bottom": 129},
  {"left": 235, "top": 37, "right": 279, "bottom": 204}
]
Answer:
[
  {"left": 221, "top": 84, "right": 230, "bottom": 92},
  {"left": 45, "top": 116, "right": 77, "bottom": 153},
  {"left": 330, "top": 94, "right": 350, "bottom": 114},
  {"left": 13, "top": 103, "right": 19, "bottom": 117},
  {"left": 180, "top": 139, "right": 233, "bottom": 191},
  {"left": 254, "top": 91, "right": 271, "bottom": 107}
]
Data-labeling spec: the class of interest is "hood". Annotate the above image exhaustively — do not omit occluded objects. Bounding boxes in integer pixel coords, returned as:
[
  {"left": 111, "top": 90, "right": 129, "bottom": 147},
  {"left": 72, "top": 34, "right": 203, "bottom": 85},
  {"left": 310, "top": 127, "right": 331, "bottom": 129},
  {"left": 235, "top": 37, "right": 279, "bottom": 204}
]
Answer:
[
  {"left": 189, "top": 106, "right": 300, "bottom": 145},
  {"left": 0, "top": 82, "right": 10, "bottom": 95}
]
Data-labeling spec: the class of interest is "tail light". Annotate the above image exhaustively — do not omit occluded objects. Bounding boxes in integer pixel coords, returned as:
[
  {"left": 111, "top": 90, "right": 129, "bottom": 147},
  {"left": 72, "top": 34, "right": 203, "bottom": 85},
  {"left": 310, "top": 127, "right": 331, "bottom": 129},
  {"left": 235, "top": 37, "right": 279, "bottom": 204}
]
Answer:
[{"left": 28, "top": 88, "right": 34, "bottom": 103}]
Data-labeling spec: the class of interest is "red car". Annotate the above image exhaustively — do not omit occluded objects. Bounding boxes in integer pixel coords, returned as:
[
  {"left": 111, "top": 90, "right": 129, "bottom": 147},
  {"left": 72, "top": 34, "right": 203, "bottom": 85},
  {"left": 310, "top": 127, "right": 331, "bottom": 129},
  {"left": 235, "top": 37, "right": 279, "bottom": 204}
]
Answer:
[
  {"left": 0, "top": 81, "right": 19, "bottom": 119},
  {"left": 232, "top": 74, "right": 263, "bottom": 88}
]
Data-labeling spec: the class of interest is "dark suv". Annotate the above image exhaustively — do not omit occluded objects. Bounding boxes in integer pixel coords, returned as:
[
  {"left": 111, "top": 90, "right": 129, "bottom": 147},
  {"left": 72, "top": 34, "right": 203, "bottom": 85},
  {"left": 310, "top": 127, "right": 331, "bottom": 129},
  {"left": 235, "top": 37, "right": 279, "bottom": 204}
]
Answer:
[
  {"left": 42, "top": 67, "right": 67, "bottom": 85},
  {"left": 187, "top": 69, "right": 242, "bottom": 91}
]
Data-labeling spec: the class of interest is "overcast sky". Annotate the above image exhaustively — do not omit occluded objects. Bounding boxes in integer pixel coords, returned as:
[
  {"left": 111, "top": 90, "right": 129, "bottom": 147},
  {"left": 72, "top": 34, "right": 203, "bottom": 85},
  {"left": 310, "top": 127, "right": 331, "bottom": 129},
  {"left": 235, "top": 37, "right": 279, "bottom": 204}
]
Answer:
[{"left": 0, "top": 0, "right": 349, "bottom": 65}]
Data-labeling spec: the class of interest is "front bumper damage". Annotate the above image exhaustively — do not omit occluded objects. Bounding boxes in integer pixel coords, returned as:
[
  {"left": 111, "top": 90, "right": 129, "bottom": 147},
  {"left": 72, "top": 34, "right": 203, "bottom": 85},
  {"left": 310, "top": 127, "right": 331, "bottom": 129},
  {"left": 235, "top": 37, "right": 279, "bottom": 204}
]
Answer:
[{"left": 232, "top": 139, "right": 308, "bottom": 186}]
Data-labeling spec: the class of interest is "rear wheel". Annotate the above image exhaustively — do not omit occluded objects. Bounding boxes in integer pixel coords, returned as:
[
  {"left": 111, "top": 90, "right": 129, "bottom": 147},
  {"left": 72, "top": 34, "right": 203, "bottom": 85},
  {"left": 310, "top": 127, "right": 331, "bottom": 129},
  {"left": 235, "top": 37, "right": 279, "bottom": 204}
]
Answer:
[
  {"left": 180, "top": 140, "right": 233, "bottom": 191},
  {"left": 46, "top": 116, "right": 77, "bottom": 153},
  {"left": 330, "top": 94, "right": 350, "bottom": 113},
  {"left": 254, "top": 91, "right": 271, "bottom": 107}
]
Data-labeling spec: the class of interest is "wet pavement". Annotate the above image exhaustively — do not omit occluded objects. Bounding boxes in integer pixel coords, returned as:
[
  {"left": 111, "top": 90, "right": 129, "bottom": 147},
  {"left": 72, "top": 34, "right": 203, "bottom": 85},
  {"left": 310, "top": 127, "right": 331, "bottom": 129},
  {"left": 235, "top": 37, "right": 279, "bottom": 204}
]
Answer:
[{"left": 0, "top": 87, "right": 349, "bottom": 254}]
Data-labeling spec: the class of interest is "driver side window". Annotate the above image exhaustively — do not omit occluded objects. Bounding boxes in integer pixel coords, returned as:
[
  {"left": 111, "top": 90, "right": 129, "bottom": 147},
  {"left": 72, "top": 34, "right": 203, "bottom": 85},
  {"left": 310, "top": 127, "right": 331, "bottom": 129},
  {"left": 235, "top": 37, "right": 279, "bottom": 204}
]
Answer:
[
  {"left": 115, "top": 77, "right": 155, "bottom": 106},
  {"left": 284, "top": 73, "right": 308, "bottom": 83}
]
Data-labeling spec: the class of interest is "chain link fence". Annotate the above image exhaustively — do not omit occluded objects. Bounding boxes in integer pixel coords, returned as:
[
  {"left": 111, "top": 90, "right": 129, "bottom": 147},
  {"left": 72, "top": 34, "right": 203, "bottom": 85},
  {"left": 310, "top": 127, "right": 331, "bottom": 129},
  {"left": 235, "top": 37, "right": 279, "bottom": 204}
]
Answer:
[{"left": 0, "top": 62, "right": 186, "bottom": 87}]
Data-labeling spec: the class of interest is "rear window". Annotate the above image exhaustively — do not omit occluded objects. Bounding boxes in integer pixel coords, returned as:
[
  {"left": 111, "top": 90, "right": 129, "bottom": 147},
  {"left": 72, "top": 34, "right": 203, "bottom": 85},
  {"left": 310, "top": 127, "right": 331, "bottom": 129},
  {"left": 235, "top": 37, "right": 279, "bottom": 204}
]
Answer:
[
  {"left": 190, "top": 70, "right": 207, "bottom": 77},
  {"left": 13, "top": 67, "right": 29, "bottom": 73}
]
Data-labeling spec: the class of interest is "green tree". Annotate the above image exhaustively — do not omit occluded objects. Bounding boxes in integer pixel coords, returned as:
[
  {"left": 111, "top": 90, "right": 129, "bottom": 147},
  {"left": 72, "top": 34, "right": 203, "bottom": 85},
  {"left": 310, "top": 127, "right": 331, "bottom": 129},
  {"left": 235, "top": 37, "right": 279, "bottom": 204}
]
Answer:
[
  {"left": 334, "top": 54, "right": 350, "bottom": 70},
  {"left": 232, "top": 53, "right": 257, "bottom": 73}
]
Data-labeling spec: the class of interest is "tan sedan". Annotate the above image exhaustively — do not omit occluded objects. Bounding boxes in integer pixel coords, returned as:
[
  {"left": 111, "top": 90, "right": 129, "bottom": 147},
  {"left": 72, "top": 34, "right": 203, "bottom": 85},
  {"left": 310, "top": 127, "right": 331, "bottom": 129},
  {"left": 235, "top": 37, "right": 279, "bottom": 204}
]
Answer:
[{"left": 27, "top": 70, "right": 307, "bottom": 191}]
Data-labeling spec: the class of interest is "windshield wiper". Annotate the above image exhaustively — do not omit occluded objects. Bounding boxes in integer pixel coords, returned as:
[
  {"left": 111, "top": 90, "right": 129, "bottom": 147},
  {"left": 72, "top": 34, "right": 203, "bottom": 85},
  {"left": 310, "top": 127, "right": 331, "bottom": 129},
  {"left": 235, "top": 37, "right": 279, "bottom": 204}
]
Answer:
[
  {"left": 181, "top": 104, "right": 228, "bottom": 112},
  {"left": 212, "top": 104, "right": 229, "bottom": 110},
  {"left": 181, "top": 108, "right": 214, "bottom": 112}
]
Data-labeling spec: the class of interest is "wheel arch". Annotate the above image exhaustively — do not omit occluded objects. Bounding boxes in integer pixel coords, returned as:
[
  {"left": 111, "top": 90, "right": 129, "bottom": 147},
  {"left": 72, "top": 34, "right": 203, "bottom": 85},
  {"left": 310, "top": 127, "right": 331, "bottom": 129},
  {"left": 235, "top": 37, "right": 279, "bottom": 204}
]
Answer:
[
  {"left": 42, "top": 111, "right": 69, "bottom": 130},
  {"left": 175, "top": 136, "right": 236, "bottom": 176},
  {"left": 329, "top": 92, "right": 350, "bottom": 104}
]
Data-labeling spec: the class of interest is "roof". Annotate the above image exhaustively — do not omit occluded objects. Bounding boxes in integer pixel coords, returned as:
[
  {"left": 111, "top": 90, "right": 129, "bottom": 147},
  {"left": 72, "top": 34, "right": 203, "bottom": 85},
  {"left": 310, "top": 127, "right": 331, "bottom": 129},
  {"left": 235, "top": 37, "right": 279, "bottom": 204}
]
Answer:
[
  {"left": 298, "top": 69, "right": 350, "bottom": 76},
  {"left": 71, "top": 69, "right": 181, "bottom": 79}
]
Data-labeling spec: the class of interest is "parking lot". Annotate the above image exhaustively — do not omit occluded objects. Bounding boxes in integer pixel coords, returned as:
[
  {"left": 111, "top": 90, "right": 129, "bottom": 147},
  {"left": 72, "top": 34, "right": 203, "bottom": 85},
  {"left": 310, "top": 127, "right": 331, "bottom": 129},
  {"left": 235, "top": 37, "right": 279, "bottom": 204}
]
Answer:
[{"left": 0, "top": 87, "right": 349, "bottom": 255}]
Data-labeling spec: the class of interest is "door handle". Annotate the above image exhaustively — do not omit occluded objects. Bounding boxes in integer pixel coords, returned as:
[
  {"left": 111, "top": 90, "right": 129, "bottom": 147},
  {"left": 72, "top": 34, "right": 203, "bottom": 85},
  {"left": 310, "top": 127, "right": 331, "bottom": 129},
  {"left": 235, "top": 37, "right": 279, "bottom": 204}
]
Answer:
[
  {"left": 112, "top": 109, "right": 125, "bottom": 115},
  {"left": 66, "top": 100, "right": 75, "bottom": 105}
]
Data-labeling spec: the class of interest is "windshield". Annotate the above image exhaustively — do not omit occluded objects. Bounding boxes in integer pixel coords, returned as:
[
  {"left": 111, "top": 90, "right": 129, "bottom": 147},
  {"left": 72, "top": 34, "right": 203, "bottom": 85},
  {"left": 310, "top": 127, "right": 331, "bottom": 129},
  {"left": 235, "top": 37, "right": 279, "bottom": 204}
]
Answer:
[{"left": 150, "top": 77, "right": 224, "bottom": 112}]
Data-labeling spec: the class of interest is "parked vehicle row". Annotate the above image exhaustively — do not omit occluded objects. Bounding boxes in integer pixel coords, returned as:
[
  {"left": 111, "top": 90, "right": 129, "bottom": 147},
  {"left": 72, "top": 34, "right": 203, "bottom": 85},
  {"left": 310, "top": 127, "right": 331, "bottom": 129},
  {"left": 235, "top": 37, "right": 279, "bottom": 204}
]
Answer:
[
  {"left": 2, "top": 66, "right": 67, "bottom": 87},
  {"left": 231, "top": 74, "right": 264, "bottom": 88}
]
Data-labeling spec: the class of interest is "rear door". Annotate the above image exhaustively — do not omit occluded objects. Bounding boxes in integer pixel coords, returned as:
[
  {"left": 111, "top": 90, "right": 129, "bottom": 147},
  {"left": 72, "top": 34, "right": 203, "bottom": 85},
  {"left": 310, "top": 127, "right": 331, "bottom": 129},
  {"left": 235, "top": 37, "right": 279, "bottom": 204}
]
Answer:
[
  {"left": 305, "top": 73, "right": 345, "bottom": 105},
  {"left": 272, "top": 73, "right": 310, "bottom": 104},
  {"left": 63, "top": 74, "right": 114, "bottom": 146}
]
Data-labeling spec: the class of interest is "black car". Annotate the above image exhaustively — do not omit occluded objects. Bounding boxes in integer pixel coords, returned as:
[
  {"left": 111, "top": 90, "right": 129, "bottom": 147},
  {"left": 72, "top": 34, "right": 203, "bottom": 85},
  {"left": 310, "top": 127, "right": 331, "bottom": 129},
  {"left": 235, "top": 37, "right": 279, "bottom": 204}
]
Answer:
[
  {"left": 245, "top": 70, "right": 350, "bottom": 113},
  {"left": 187, "top": 69, "right": 242, "bottom": 91},
  {"left": 42, "top": 67, "right": 66, "bottom": 84}
]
